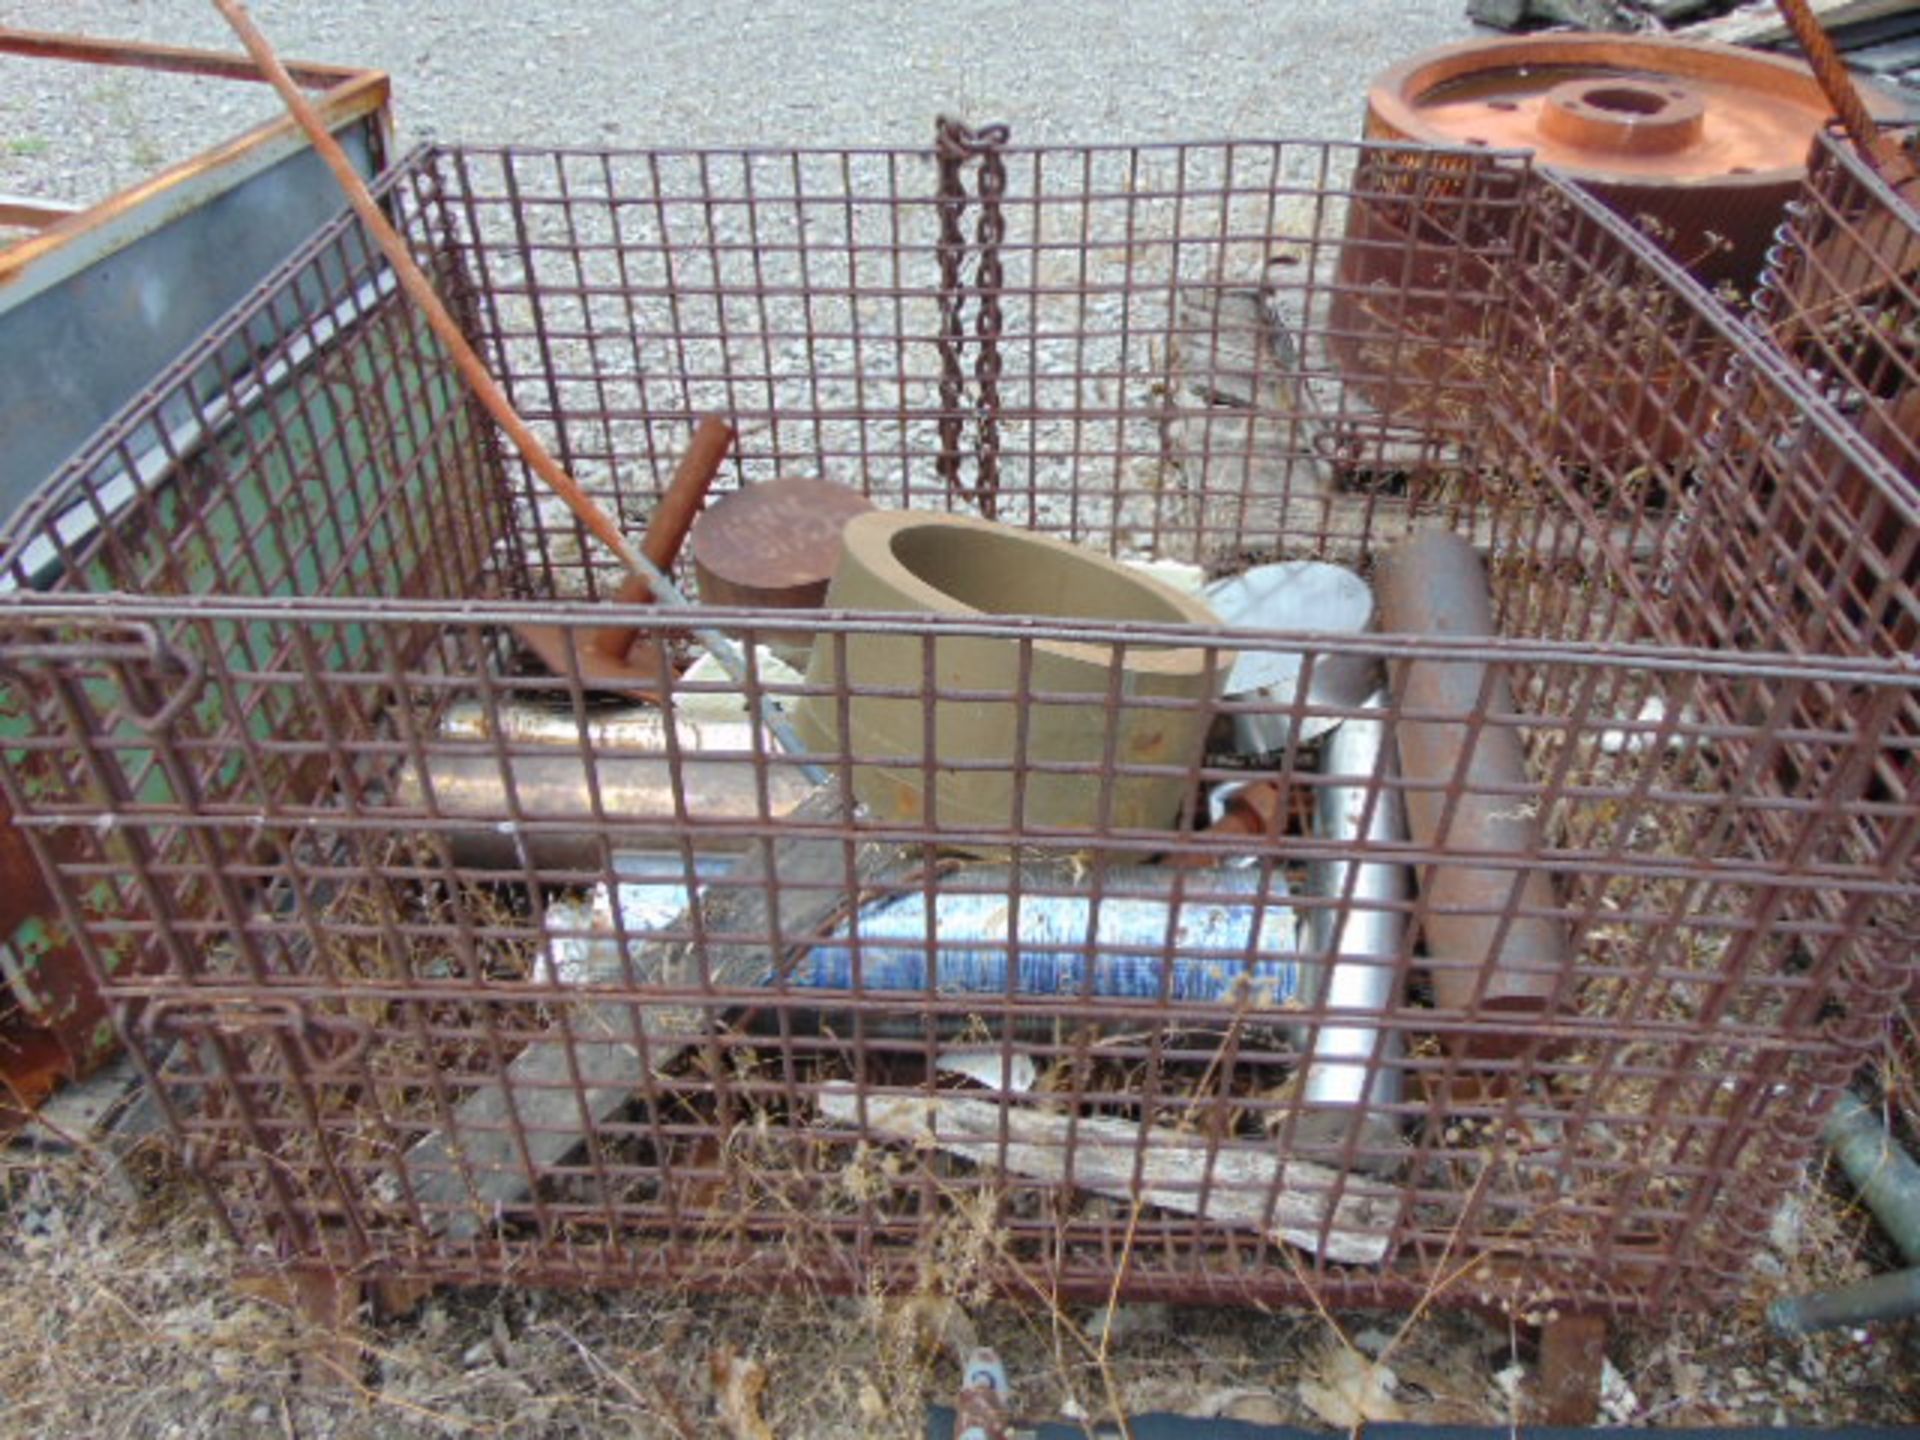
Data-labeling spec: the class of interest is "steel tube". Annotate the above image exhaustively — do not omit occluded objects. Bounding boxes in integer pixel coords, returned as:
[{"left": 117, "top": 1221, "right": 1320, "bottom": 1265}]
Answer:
[
  {"left": 1823, "top": 1091, "right": 1920, "bottom": 1266},
  {"left": 396, "top": 703, "right": 819, "bottom": 868},
  {"left": 1297, "top": 693, "right": 1406, "bottom": 1163},
  {"left": 1769, "top": 1265, "right": 1920, "bottom": 1336},
  {"left": 1374, "top": 530, "right": 1563, "bottom": 1057}
]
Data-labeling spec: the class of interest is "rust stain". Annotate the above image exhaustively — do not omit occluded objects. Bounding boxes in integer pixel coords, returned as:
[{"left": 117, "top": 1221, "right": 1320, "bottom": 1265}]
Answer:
[
  {"left": 1127, "top": 727, "right": 1168, "bottom": 760},
  {"left": 0, "top": 1024, "right": 75, "bottom": 1136}
]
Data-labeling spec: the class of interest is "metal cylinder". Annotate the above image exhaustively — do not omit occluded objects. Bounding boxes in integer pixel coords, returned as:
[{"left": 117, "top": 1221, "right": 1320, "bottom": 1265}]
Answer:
[
  {"left": 1374, "top": 530, "right": 1563, "bottom": 1057},
  {"left": 1296, "top": 693, "right": 1406, "bottom": 1166},
  {"left": 1359, "top": 34, "right": 1905, "bottom": 288},
  {"left": 396, "top": 702, "right": 820, "bottom": 869},
  {"left": 1824, "top": 1091, "right": 1920, "bottom": 1266},
  {"left": 1769, "top": 1265, "right": 1920, "bottom": 1336}
]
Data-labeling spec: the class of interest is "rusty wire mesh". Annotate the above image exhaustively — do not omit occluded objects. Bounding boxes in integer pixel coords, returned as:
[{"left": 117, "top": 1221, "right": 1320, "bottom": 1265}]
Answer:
[
  {"left": 1760, "top": 127, "right": 1919, "bottom": 481},
  {"left": 1752, "top": 123, "right": 1920, "bottom": 1149},
  {"left": 0, "top": 137, "right": 1914, "bottom": 1316},
  {"left": 1750, "top": 126, "right": 1920, "bottom": 662}
]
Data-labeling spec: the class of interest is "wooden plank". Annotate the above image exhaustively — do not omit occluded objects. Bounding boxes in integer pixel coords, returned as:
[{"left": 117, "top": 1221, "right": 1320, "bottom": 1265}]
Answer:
[
  {"left": 814, "top": 1085, "right": 1398, "bottom": 1265},
  {"left": 400, "top": 788, "right": 900, "bottom": 1238},
  {"left": 1682, "top": 0, "right": 1915, "bottom": 47}
]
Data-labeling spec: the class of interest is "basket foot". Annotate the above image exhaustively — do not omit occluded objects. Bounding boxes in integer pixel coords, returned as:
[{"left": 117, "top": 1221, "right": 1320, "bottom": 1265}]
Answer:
[
  {"left": 236, "top": 1267, "right": 366, "bottom": 1393},
  {"left": 1536, "top": 1311, "right": 1607, "bottom": 1425}
]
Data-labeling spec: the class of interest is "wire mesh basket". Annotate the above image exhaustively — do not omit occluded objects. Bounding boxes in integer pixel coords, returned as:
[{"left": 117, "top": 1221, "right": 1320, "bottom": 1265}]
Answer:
[
  {"left": 1751, "top": 127, "right": 1919, "bottom": 654},
  {"left": 0, "top": 134, "right": 1913, "bottom": 1315},
  {"left": 1759, "top": 128, "right": 1918, "bottom": 475}
]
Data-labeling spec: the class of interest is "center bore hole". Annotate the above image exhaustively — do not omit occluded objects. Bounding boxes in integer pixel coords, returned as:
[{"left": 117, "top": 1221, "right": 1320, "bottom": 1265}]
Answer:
[{"left": 1583, "top": 86, "right": 1669, "bottom": 117}]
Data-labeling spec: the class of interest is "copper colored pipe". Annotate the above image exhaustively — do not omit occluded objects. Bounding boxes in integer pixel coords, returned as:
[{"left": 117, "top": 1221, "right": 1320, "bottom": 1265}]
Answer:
[
  {"left": 216, "top": 0, "right": 824, "bottom": 780},
  {"left": 210, "top": 0, "right": 643, "bottom": 581},
  {"left": 1374, "top": 531, "right": 1563, "bottom": 1058},
  {"left": 590, "top": 417, "right": 734, "bottom": 660}
]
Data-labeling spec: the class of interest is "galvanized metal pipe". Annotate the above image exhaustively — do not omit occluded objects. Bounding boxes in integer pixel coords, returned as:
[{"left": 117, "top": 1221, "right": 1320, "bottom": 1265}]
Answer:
[
  {"left": 1769, "top": 1264, "right": 1920, "bottom": 1336},
  {"left": 1824, "top": 1091, "right": 1920, "bottom": 1266},
  {"left": 1766, "top": 1093, "right": 1920, "bottom": 1336},
  {"left": 1374, "top": 530, "right": 1563, "bottom": 1056},
  {"left": 1297, "top": 693, "right": 1406, "bottom": 1162}
]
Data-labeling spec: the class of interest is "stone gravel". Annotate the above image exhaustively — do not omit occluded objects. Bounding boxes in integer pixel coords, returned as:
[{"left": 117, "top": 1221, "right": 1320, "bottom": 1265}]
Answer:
[{"left": 1, "top": 0, "right": 1474, "bottom": 204}]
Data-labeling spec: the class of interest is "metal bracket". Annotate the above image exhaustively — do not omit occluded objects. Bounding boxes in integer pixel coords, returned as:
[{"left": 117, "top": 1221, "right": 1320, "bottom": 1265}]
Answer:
[
  {"left": 0, "top": 616, "right": 204, "bottom": 730},
  {"left": 139, "top": 993, "right": 371, "bottom": 1074}
]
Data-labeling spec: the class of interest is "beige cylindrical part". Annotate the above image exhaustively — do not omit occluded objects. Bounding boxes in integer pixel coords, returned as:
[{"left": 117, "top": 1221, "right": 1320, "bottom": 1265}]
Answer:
[
  {"left": 1374, "top": 530, "right": 1563, "bottom": 1058},
  {"left": 796, "top": 510, "right": 1227, "bottom": 847},
  {"left": 396, "top": 704, "right": 819, "bottom": 869}
]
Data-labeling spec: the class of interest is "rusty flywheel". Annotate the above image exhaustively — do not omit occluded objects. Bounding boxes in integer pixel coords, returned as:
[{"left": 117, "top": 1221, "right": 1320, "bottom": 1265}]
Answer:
[{"left": 1364, "top": 33, "right": 1903, "bottom": 285}]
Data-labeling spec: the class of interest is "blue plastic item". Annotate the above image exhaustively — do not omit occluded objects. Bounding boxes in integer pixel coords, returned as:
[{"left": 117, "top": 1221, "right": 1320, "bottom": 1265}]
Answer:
[{"left": 784, "top": 865, "right": 1302, "bottom": 1006}]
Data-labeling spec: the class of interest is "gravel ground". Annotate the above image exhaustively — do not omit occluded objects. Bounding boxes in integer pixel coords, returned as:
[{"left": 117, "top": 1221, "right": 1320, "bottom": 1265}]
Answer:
[{"left": 1, "top": 1, "right": 1474, "bottom": 203}]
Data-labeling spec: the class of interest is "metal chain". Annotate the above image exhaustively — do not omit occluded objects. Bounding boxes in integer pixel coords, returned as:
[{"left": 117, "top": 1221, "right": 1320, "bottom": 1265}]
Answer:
[
  {"left": 933, "top": 116, "right": 1009, "bottom": 518},
  {"left": 934, "top": 118, "right": 970, "bottom": 506},
  {"left": 972, "top": 130, "right": 1007, "bottom": 518}
]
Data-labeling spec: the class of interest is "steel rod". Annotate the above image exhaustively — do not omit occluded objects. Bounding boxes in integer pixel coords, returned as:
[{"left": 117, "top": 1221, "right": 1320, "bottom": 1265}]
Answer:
[{"left": 1770, "top": 1264, "right": 1920, "bottom": 1335}]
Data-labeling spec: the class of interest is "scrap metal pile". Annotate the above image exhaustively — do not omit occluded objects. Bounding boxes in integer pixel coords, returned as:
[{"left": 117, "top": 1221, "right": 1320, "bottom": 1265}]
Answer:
[{"left": 0, "top": 16, "right": 1913, "bottom": 1361}]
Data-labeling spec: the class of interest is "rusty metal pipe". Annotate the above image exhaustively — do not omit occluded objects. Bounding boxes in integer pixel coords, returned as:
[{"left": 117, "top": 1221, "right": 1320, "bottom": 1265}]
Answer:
[
  {"left": 590, "top": 416, "right": 733, "bottom": 659},
  {"left": 1374, "top": 530, "right": 1563, "bottom": 1057},
  {"left": 213, "top": 0, "right": 824, "bottom": 781}
]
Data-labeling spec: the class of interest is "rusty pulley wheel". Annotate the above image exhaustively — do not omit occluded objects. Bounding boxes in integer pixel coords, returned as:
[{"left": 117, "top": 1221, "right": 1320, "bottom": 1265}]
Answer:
[
  {"left": 1363, "top": 34, "right": 1904, "bottom": 285},
  {"left": 1326, "top": 34, "right": 1901, "bottom": 458}
]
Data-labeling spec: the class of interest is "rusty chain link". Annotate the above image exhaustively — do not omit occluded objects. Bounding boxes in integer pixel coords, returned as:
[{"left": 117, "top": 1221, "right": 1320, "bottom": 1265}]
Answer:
[
  {"left": 934, "top": 116, "right": 1009, "bottom": 518},
  {"left": 934, "top": 119, "right": 969, "bottom": 508}
]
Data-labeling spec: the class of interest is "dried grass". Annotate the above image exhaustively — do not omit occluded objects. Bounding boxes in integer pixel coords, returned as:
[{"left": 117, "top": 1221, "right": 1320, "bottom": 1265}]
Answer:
[{"left": 1, "top": 1116, "right": 1913, "bottom": 1438}]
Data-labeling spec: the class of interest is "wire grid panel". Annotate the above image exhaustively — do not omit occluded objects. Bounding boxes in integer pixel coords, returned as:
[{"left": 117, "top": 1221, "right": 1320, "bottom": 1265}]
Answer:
[
  {"left": 1486, "top": 169, "right": 1920, "bottom": 872},
  {"left": 424, "top": 139, "right": 1530, "bottom": 594},
  {"left": 0, "top": 598, "right": 1914, "bottom": 1312},
  {"left": 1759, "top": 128, "right": 1920, "bottom": 486},
  {"left": 1518, "top": 173, "right": 1920, "bottom": 892},
  {"left": 1483, "top": 170, "right": 1920, "bottom": 1290},
  {"left": 1746, "top": 128, "right": 1919, "bottom": 667},
  {"left": 0, "top": 141, "right": 1913, "bottom": 1314},
  {"left": 0, "top": 158, "right": 512, "bottom": 1003}
]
